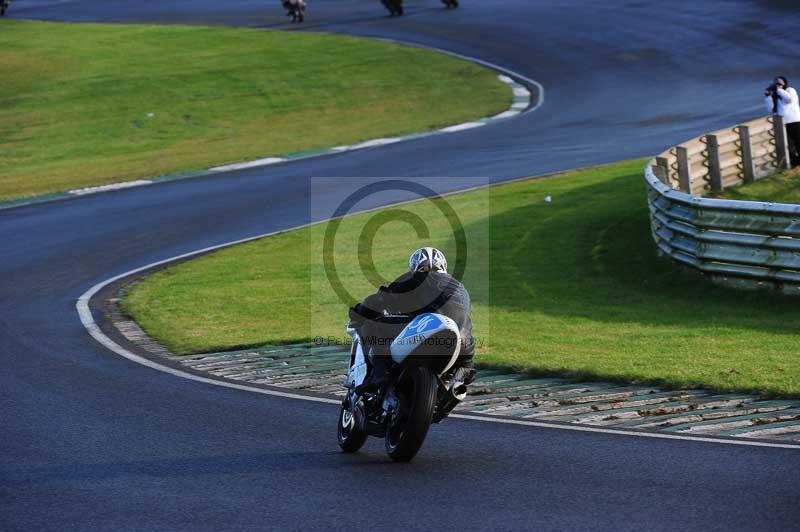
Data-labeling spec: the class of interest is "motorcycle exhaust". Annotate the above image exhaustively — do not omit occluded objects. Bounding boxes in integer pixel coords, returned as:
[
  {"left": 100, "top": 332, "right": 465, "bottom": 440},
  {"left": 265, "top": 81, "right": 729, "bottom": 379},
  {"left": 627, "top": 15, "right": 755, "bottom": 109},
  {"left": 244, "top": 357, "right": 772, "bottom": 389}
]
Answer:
[{"left": 451, "top": 382, "right": 468, "bottom": 401}]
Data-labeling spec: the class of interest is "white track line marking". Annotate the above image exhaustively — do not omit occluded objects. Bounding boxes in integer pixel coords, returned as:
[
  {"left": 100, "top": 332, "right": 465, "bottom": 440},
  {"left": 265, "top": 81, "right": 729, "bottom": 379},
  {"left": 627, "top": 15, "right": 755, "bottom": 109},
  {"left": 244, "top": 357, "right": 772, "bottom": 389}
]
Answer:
[
  {"left": 77, "top": 224, "right": 338, "bottom": 404},
  {"left": 169, "top": 48, "right": 538, "bottom": 176},
  {"left": 6, "top": 43, "right": 541, "bottom": 208},
  {"left": 210, "top": 157, "right": 285, "bottom": 172},
  {"left": 346, "top": 138, "right": 403, "bottom": 150},
  {"left": 70, "top": 180, "right": 152, "bottom": 196},
  {"left": 440, "top": 122, "right": 485, "bottom": 133},
  {"left": 373, "top": 37, "right": 545, "bottom": 115},
  {"left": 491, "top": 110, "right": 521, "bottom": 120}
]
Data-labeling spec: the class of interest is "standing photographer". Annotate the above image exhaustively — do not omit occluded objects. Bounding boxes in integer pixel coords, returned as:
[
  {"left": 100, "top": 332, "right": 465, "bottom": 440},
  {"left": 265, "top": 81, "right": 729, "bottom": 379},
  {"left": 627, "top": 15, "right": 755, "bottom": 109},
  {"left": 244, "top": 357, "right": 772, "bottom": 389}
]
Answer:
[{"left": 765, "top": 76, "right": 800, "bottom": 167}]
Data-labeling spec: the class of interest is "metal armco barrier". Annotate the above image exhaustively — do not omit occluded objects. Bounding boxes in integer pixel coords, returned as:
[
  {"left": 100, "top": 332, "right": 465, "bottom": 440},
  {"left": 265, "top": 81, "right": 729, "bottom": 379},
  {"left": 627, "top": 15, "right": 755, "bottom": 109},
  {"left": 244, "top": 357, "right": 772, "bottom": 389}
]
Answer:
[{"left": 645, "top": 115, "right": 800, "bottom": 293}]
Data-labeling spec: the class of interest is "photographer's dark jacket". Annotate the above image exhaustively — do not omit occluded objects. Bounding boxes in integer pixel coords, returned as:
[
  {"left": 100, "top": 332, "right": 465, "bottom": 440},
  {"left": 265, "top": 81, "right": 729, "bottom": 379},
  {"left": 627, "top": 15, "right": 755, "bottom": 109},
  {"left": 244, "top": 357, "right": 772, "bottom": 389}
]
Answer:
[{"left": 350, "top": 271, "right": 475, "bottom": 363}]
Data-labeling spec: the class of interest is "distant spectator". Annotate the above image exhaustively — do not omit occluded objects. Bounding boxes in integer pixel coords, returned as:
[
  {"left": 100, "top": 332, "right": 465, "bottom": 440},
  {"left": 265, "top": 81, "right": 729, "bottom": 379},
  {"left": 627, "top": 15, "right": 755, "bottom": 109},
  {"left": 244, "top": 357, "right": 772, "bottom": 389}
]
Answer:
[{"left": 765, "top": 76, "right": 800, "bottom": 167}]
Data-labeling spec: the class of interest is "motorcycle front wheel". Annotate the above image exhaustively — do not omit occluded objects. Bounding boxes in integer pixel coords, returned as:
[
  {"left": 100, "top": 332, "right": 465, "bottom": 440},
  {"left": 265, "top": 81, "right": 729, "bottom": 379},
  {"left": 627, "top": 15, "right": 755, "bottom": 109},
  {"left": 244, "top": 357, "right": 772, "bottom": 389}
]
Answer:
[
  {"left": 385, "top": 366, "right": 436, "bottom": 462},
  {"left": 337, "top": 401, "right": 367, "bottom": 453}
]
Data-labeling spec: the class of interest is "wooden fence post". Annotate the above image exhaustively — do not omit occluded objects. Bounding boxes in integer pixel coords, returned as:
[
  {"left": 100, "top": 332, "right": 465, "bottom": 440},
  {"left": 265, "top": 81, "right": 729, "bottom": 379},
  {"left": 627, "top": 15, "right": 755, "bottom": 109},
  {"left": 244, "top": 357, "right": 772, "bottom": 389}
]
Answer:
[
  {"left": 705, "top": 134, "right": 723, "bottom": 193},
  {"left": 675, "top": 147, "right": 692, "bottom": 193},
  {"left": 773, "top": 115, "right": 792, "bottom": 170},
  {"left": 738, "top": 125, "right": 756, "bottom": 183},
  {"left": 654, "top": 157, "right": 670, "bottom": 185}
]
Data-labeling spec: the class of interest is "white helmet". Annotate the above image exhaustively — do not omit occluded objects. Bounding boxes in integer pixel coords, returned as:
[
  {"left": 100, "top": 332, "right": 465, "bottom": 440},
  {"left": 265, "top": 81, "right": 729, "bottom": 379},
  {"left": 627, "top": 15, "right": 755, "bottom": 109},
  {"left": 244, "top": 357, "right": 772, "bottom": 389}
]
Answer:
[{"left": 408, "top": 247, "right": 448, "bottom": 273}]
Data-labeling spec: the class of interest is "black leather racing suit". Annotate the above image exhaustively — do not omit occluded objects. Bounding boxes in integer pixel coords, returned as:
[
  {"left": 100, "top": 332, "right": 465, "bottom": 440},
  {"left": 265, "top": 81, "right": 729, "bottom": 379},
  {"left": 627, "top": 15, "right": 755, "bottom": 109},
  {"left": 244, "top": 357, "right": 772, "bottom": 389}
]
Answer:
[{"left": 349, "top": 270, "right": 475, "bottom": 381}]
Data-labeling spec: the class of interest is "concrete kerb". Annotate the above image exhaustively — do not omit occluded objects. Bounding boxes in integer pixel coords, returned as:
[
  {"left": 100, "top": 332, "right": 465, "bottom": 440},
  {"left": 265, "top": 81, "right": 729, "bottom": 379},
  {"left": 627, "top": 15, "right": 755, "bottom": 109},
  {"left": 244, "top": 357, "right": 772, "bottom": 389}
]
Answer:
[
  {"left": 78, "top": 210, "right": 800, "bottom": 451},
  {"left": 95, "top": 280, "right": 800, "bottom": 450}
]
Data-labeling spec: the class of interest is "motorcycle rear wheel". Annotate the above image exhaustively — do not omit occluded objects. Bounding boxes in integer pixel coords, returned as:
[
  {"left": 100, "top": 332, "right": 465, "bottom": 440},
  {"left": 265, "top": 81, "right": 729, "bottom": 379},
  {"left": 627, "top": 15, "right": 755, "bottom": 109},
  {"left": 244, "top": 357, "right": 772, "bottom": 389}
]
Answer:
[
  {"left": 337, "top": 402, "right": 367, "bottom": 453},
  {"left": 385, "top": 366, "right": 436, "bottom": 462}
]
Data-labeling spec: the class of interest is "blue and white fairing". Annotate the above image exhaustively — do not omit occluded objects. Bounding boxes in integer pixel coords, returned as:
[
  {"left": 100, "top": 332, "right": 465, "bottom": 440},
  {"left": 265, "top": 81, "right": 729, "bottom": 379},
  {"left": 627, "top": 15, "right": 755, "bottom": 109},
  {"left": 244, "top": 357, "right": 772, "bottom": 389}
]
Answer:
[
  {"left": 390, "top": 313, "right": 461, "bottom": 376},
  {"left": 346, "top": 325, "right": 369, "bottom": 389}
]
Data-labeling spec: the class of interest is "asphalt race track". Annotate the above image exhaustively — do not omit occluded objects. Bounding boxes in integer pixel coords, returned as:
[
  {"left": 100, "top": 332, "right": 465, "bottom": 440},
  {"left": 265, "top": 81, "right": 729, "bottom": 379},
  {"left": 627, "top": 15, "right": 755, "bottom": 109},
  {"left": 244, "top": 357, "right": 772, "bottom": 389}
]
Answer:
[{"left": 3, "top": 1, "right": 800, "bottom": 530}]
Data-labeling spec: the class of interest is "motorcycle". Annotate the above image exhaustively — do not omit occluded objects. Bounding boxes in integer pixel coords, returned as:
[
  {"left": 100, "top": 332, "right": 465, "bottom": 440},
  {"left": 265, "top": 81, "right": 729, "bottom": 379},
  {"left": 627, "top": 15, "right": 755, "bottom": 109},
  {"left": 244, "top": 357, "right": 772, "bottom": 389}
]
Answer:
[
  {"left": 337, "top": 313, "right": 469, "bottom": 462},
  {"left": 282, "top": 0, "right": 305, "bottom": 22},
  {"left": 381, "top": 0, "right": 403, "bottom": 16}
]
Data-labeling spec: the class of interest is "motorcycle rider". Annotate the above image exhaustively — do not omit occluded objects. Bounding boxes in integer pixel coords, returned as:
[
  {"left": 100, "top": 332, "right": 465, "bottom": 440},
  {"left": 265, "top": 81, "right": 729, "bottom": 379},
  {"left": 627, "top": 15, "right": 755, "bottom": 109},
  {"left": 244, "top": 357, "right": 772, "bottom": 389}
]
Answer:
[
  {"left": 350, "top": 247, "right": 476, "bottom": 394},
  {"left": 381, "top": 0, "right": 403, "bottom": 16},
  {"left": 765, "top": 76, "right": 800, "bottom": 167},
  {"left": 281, "top": 0, "right": 305, "bottom": 22}
]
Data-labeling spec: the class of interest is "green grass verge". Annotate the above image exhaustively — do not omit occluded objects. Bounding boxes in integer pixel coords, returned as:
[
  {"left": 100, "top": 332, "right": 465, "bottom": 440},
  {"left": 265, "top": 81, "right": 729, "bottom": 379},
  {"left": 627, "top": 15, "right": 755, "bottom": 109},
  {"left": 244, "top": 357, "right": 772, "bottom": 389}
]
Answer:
[
  {"left": 0, "top": 20, "right": 508, "bottom": 202},
  {"left": 716, "top": 168, "right": 800, "bottom": 203},
  {"left": 123, "top": 160, "right": 800, "bottom": 397}
]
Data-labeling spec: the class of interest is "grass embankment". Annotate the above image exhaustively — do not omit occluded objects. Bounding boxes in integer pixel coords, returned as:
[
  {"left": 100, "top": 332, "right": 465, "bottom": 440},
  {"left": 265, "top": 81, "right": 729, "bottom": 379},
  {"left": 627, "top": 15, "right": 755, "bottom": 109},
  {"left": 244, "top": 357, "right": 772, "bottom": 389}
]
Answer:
[
  {"left": 0, "top": 21, "right": 508, "bottom": 201},
  {"left": 717, "top": 168, "right": 800, "bottom": 203},
  {"left": 124, "top": 160, "right": 800, "bottom": 397}
]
